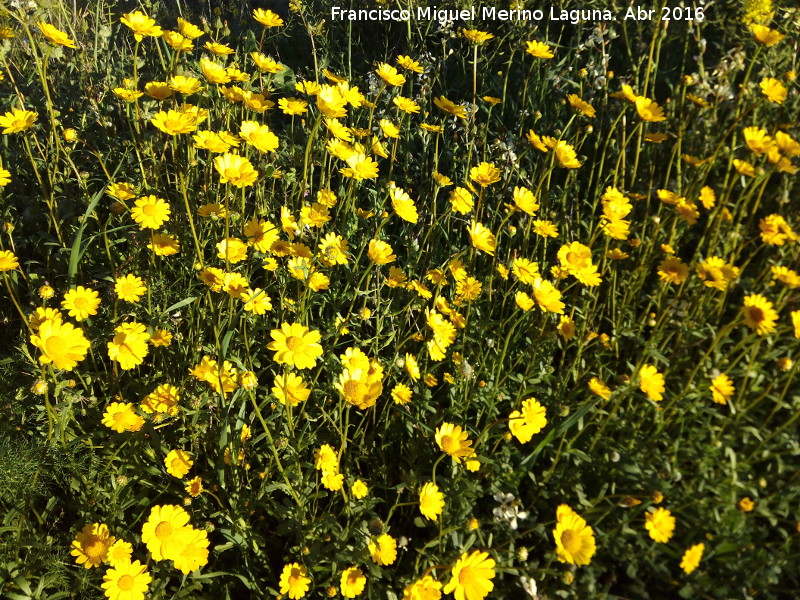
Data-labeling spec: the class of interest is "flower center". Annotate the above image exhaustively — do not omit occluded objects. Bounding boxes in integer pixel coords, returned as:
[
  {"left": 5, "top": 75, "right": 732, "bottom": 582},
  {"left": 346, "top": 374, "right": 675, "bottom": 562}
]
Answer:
[
  {"left": 342, "top": 380, "right": 366, "bottom": 400},
  {"left": 285, "top": 336, "right": 303, "bottom": 351},
  {"left": 155, "top": 521, "right": 173, "bottom": 540},
  {"left": 117, "top": 574, "right": 134, "bottom": 591},
  {"left": 142, "top": 203, "right": 157, "bottom": 216},
  {"left": 440, "top": 435, "right": 459, "bottom": 454},
  {"left": 748, "top": 307, "right": 764, "bottom": 323},
  {"left": 85, "top": 538, "right": 105, "bottom": 558},
  {"left": 45, "top": 335, "right": 69, "bottom": 357},
  {"left": 458, "top": 565, "right": 476, "bottom": 586},
  {"left": 561, "top": 529, "right": 583, "bottom": 555}
]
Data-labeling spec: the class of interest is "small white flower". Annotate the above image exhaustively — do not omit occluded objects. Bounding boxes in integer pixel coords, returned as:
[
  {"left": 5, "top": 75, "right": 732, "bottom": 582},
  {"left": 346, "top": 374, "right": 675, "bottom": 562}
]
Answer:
[
  {"left": 520, "top": 576, "right": 538, "bottom": 599},
  {"left": 493, "top": 492, "right": 527, "bottom": 530}
]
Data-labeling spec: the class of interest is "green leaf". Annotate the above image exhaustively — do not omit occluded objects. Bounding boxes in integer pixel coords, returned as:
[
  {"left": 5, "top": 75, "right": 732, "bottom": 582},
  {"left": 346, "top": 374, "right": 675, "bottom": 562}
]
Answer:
[
  {"left": 159, "top": 296, "right": 198, "bottom": 318},
  {"left": 67, "top": 188, "right": 105, "bottom": 284}
]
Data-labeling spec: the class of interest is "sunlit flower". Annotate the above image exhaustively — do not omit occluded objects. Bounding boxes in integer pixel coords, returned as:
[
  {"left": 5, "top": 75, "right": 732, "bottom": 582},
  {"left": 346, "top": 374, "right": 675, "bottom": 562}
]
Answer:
[
  {"left": 140, "top": 383, "right": 180, "bottom": 415},
  {"left": 635, "top": 96, "right": 666, "bottom": 122},
  {"left": 443, "top": 188, "right": 473, "bottom": 215},
  {"left": 115, "top": 274, "right": 146, "bottom": 303},
  {"left": 469, "top": 162, "right": 501, "bottom": 187},
  {"left": 144, "top": 81, "right": 172, "bottom": 101},
  {"left": 113, "top": 86, "right": 144, "bottom": 102},
  {"left": 106, "top": 539, "right": 133, "bottom": 568},
  {"left": 279, "top": 97, "right": 308, "bottom": 115},
  {"left": 0, "top": 109, "right": 37, "bottom": 134},
  {"left": 568, "top": 94, "right": 595, "bottom": 117},
  {"left": 167, "top": 75, "right": 203, "bottom": 96},
  {"left": 742, "top": 294, "right": 778, "bottom": 335},
  {"left": 396, "top": 55, "right": 423, "bottom": 72},
  {"left": 443, "top": 550, "right": 495, "bottom": 600},
  {"left": 340, "top": 567, "right": 366, "bottom": 598},
  {"left": 468, "top": 221, "right": 497, "bottom": 255},
  {"left": 62, "top": 286, "right": 100, "bottom": 321},
  {"left": 368, "top": 533, "right": 397, "bottom": 566},
  {"left": 376, "top": 63, "right": 405, "bottom": 86},
  {"left": 435, "top": 422, "right": 474, "bottom": 463},
  {"left": 368, "top": 239, "right": 396, "bottom": 264},
  {"left": 434, "top": 95, "right": 467, "bottom": 119},
  {"left": 513, "top": 186, "right": 539, "bottom": 215},
  {"left": 419, "top": 482, "right": 444, "bottom": 520},
  {"left": 242, "top": 288, "right": 273, "bottom": 315},
  {"left": 200, "top": 57, "right": 230, "bottom": 84},
  {"left": 140, "top": 505, "right": 192, "bottom": 561},
  {"left": 759, "top": 214, "right": 797, "bottom": 245},
  {"left": 462, "top": 29, "right": 494, "bottom": 44},
  {"left": 657, "top": 257, "right": 689, "bottom": 285},
  {"left": 37, "top": 22, "right": 76, "bottom": 48},
  {"left": 588, "top": 377, "right": 611, "bottom": 399},
  {"left": 253, "top": 8, "right": 284, "bottom": 27},
  {"left": 403, "top": 576, "right": 442, "bottom": 600},
  {"left": 393, "top": 96, "right": 420, "bottom": 114},
  {"left": 645, "top": 507, "right": 675, "bottom": 543},
  {"left": 268, "top": 323, "right": 323, "bottom": 369},
  {"left": 172, "top": 528, "right": 210, "bottom": 574},
  {"left": 390, "top": 185, "right": 418, "bottom": 223},
  {"left": 184, "top": 476, "right": 203, "bottom": 497},
  {"left": 553, "top": 510, "right": 596, "bottom": 565},
  {"left": 639, "top": 364, "right": 665, "bottom": 402},
  {"left": 120, "top": 11, "right": 163, "bottom": 42},
  {"left": 71, "top": 523, "right": 115, "bottom": 568},
  {"left": 249, "top": 52, "right": 283, "bottom": 74},
  {"left": 743, "top": 126, "right": 775, "bottom": 155},
  {"left": 750, "top": 24, "right": 784, "bottom": 45},
  {"left": 0, "top": 249, "right": 19, "bottom": 271},
  {"left": 554, "top": 140, "right": 581, "bottom": 168},
  {"left": 204, "top": 41, "right": 234, "bottom": 56},
  {"left": 163, "top": 30, "right": 192, "bottom": 51},
  {"left": 341, "top": 153, "right": 379, "bottom": 180},
  {"left": 280, "top": 563, "right": 311, "bottom": 599},
  {"left": 241, "top": 121, "right": 279, "bottom": 153},
  {"left": 760, "top": 77, "right": 786, "bottom": 103},
  {"left": 351, "top": 479, "right": 369, "bottom": 499},
  {"left": 214, "top": 153, "right": 257, "bottom": 187},
  {"left": 107, "top": 322, "right": 149, "bottom": 370},
  {"left": 164, "top": 449, "right": 193, "bottom": 478},
  {"left": 508, "top": 398, "right": 547, "bottom": 443},
  {"left": 148, "top": 233, "right": 180, "bottom": 256},
  {"left": 176, "top": 18, "right": 203, "bottom": 39},
  {"left": 130, "top": 196, "right": 171, "bottom": 230},
  {"left": 710, "top": 373, "right": 735, "bottom": 405},
  {"left": 100, "top": 558, "right": 152, "bottom": 600},
  {"left": 525, "top": 40, "right": 554, "bottom": 59},
  {"left": 680, "top": 543, "right": 704, "bottom": 574}
]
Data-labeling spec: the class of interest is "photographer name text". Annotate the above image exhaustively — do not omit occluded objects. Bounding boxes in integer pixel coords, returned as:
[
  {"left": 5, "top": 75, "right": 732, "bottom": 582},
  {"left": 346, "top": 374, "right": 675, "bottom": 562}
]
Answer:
[{"left": 330, "top": 5, "right": 705, "bottom": 24}]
